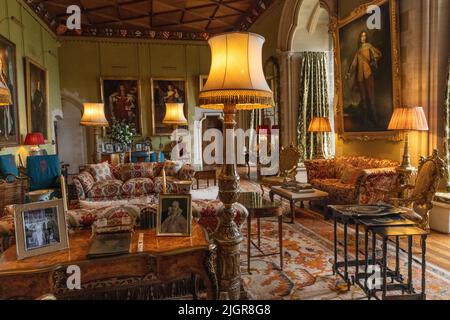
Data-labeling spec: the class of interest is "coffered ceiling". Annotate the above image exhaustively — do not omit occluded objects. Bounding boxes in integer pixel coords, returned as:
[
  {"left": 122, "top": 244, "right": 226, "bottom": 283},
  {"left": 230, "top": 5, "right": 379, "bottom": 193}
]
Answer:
[{"left": 26, "top": 0, "right": 274, "bottom": 41}]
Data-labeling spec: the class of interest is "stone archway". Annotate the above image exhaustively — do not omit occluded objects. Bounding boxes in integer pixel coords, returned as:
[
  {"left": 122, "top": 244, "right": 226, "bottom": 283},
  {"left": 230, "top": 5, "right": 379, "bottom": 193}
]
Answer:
[{"left": 58, "top": 89, "right": 88, "bottom": 174}]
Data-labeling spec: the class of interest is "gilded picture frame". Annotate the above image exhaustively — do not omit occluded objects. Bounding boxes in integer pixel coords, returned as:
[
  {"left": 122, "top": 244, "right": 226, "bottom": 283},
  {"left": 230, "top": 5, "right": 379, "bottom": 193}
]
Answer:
[
  {"left": 331, "top": 0, "right": 402, "bottom": 141},
  {"left": 100, "top": 77, "right": 143, "bottom": 136},
  {"left": 151, "top": 77, "right": 188, "bottom": 136},
  {"left": 157, "top": 194, "right": 192, "bottom": 237},
  {"left": 14, "top": 199, "right": 69, "bottom": 260},
  {"left": 25, "top": 57, "right": 50, "bottom": 141},
  {"left": 199, "top": 74, "right": 208, "bottom": 92},
  {"left": 0, "top": 35, "right": 20, "bottom": 147}
]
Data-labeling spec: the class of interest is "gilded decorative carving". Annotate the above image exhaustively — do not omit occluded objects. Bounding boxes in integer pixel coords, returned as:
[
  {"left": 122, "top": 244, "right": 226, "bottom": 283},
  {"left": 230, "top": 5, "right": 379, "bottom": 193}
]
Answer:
[{"left": 331, "top": 0, "right": 402, "bottom": 142}]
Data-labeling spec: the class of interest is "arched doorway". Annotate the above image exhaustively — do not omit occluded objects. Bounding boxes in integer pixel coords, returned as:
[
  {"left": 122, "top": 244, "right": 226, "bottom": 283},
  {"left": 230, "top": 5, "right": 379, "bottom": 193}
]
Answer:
[{"left": 58, "top": 90, "right": 88, "bottom": 175}]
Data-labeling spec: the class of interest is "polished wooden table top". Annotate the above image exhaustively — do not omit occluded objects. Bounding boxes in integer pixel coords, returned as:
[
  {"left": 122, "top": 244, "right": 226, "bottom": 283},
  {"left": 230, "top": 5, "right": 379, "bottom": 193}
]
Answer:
[{"left": 0, "top": 222, "right": 210, "bottom": 274}]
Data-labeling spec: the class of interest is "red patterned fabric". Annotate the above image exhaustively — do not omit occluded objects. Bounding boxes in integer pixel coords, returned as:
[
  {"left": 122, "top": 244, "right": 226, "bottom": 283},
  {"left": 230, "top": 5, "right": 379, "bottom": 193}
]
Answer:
[
  {"left": 178, "top": 164, "right": 196, "bottom": 180},
  {"left": 121, "top": 178, "right": 155, "bottom": 197},
  {"left": 310, "top": 179, "right": 357, "bottom": 204},
  {"left": 87, "top": 180, "right": 123, "bottom": 199},
  {"left": 153, "top": 177, "right": 178, "bottom": 194},
  {"left": 120, "top": 163, "right": 157, "bottom": 181},
  {"left": 359, "top": 168, "right": 399, "bottom": 205},
  {"left": 76, "top": 171, "right": 95, "bottom": 192},
  {"left": 304, "top": 159, "right": 336, "bottom": 181},
  {"left": 73, "top": 178, "right": 86, "bottom": 200}
]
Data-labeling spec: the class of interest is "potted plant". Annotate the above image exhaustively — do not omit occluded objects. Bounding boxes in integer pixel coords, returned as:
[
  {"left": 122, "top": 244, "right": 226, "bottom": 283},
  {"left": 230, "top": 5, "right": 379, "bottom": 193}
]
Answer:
[{"left": 111, "top": 120, "right": 137, "bottom": 163}]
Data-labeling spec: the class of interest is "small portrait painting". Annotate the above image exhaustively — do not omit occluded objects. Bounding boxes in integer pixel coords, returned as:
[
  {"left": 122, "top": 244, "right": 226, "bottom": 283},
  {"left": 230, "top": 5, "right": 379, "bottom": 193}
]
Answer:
[
  {"left": 157, "top": 194, "right": 192, "bottom": 236},
  {"left": 104, "top": 143, "right": 114, "bottom": 154}
]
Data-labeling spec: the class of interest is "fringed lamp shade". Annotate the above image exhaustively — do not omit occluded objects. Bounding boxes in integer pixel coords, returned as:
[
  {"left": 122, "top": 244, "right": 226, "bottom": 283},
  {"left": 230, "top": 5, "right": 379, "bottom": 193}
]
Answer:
[
  {"left": 163, "top": 103, "right": 188, "bottom": 126},
  {"left": 80, "top": 103, "right": 109, "bottom": 127},
  {"left": 308, "top": 117, "right": 332, "bottom": 133},
  {"left": 388, "top": 107, "right": 429, "bottom": 131},
  {"left": 24, "top": 132, "right": 45, "bottom": 146},
  {"left": 199, "top": 32, "right": 274, "bottom": 110}
]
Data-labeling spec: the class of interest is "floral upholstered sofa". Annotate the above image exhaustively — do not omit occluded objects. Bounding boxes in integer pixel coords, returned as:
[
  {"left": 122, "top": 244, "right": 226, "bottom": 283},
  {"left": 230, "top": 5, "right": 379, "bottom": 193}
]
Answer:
[
  {"left": 72, "top": 162, "right": 195, "bottom": 202},
  {"left": 304, "top": 156, "right": 399, "bottom": 205}
]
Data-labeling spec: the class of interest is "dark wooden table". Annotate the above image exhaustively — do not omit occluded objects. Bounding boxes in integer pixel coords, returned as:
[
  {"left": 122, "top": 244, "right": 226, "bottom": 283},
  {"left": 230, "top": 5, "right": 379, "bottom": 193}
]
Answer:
[
  {"left": 239, "top": 192, "right": 283, "bottom": 274},
  {"left": 0, "top": 223, "right": 217, "bottom": 300}
]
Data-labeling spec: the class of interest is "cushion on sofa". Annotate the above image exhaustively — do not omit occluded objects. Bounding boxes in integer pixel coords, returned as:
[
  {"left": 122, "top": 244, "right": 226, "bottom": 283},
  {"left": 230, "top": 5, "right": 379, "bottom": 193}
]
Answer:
[
  {"left": 121, "top": 178, "right": 155, "bottom": 197},
  {"left": 311, "top": 178, "right": 357, "bottom": 204},
  {"left": 87, "top": 179, "right": 123, "bottom": 199},
  {"left": 77, "top": 171, "right": 95, "bottom": 192},
  {"left": 340, "top": 166, "right": 363, "bottom": 185},
  {"left": 153, "top": 176, "right": 178, "bottom": 194},
  {"left": 120, "top": 163, "right": 157, "bottom": 181},
  {"left": 87, "top": 162, "right": 114, "bottom": 182}
]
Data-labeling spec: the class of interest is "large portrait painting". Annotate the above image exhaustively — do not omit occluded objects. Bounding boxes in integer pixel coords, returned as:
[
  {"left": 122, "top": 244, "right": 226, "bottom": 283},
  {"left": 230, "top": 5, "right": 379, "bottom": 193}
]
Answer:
[
  {"left": 0, "top": 35, "right": 19, "bottom": 147},
  {"left": 333, "top": 0, "right": 401, "bottom": 141},
  {"left": 101, "top": 78, "right": 142, "bottom": 135},
  {"left": 25, "top": 58, "right": 49, "bottom": 140},
  {"left": 151, "top": 78, "right": 187, "bottom": 135}
]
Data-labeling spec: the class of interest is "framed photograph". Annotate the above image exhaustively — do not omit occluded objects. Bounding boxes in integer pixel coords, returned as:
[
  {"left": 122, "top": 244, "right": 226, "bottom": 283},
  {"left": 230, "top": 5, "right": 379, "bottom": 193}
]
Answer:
[
  {"left": 0, "top": 35, "right": 20, "bottom": 147},
  {"left": 25, "top": 57, "right": 49, "bottom": 141},
  {"left": 199, "top": 75, "right": 208, "bottom": 91},
  {"left": 101, "top": 77, "right": 142, "bottom": 135},
  {"left": 104, "top": 143, "right": 114, "bottom": 154},
  {"left": 332, "top": 0, "right": 401, "bottom": 141},
  {"left": 151, "top": 78, "right": 188, "bottom": 136},
  {"left": 135, "top": 143, "right": 143, "bottom": 152},
  {"left": 157, "top": 194, "right": 192, "bottom": 237},
  {"left": 13, "top": 200, "right": 69, "bottom": 260},
  {"left": 114, "top": 143, "right": 124, "bottom": 153}
]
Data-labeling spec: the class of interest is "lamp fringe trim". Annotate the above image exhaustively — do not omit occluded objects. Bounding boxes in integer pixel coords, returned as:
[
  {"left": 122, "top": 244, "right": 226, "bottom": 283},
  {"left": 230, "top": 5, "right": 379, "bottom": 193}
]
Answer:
[{"left": 199, "top": 89, "right": 274, "bottom": 110}]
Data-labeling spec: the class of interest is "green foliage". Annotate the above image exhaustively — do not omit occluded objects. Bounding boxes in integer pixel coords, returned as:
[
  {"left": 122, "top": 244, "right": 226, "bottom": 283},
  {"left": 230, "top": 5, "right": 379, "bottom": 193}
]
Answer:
[{"left": 111, "top": 120, "right": 136, "bottom": 145}]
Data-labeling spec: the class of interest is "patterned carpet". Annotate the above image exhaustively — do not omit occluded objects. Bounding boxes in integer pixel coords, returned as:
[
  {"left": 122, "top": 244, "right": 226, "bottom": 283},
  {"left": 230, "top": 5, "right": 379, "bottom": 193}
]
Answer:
[{"left": 236, "top": 178, "right": 450, "bottom": 300}]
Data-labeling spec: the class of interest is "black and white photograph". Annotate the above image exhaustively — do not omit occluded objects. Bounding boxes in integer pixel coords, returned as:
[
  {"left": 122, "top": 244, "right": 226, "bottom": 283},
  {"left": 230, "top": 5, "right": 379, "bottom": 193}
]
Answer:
[
  {"left": 134, "top": 143, "right": 143, "bottom": 152},
  {"left": 114, "top": 143, "right": 124, "bottom": 153},
  {"left": 104, "top": 143, "right": 114, "bottom": 154},
  {"left": 23, "top": 207, "right": 60, "bottom": 251},
  {"left": 157, "top": 194, "right": 192, "bottom": 236},
  {"left": 14, "top": 200, "right": 69, "bottom": 260}
]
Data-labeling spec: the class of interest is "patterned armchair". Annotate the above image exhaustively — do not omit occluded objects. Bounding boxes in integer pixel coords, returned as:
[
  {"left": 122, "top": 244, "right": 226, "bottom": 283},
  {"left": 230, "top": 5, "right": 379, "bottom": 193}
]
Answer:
[
  {"left": 304, "top": 156, "right": 400, "bottom": 205},
  {"left": 259, "top": 145, "right": 301, "bottom": 195},
  {"left": 385, "top": 150, "right": 445, "bottom": 231}
]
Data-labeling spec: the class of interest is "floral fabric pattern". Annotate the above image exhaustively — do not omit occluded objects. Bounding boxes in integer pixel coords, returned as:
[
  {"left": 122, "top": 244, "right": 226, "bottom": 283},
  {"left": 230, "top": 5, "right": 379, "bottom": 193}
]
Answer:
[
  {"left": 76, "top": 171, "right": 95, "bottom": 192},
  {"left": 73, "top": 178, "right": 86, "bottom": 200},
  {"left": 121, "top": 178, "right": 155, "bottom": 197},
  {"left": 120, "top": 163, "right": 157, "bottom": 181},
  {"left": 87, "top": 179, "right": 123, "bottom": 199},
  {"left": 87, "top": 162, "right": 114, "bottom": 182}
]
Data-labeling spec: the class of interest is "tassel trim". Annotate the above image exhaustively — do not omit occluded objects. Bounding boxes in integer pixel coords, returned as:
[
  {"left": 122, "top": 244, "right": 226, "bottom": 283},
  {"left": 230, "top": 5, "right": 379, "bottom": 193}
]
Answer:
[{"left": 199, "top": 89, "right": 274, "bottom": 110}]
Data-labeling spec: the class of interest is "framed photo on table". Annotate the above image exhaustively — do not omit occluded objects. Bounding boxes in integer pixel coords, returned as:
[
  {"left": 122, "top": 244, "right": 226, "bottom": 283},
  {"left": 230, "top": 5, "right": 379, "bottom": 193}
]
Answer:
[
  {"left": 13, "top": 200, "right": 69, "bottom": 260},
  {"left": 151, "top": 78, "right": 188, "bottom": 136},
  {"left": 157, "top": 194, "right": 192, "bottom": 237},
  {"left": 25, "top": 57, "right": 49, "bottom": 141},
  {"left": 0, "top": 35, "right": 20, "bottom": 147},
  {"left": 100, "top": 77, "right": 142, "bottom": 135},
  {"left": 332, "top": 0, "right": 401, "bottom": 141}
]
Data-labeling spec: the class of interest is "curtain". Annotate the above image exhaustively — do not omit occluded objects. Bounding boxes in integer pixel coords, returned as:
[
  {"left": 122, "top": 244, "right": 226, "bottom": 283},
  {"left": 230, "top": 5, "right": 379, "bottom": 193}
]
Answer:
[
  {"left": 444, "top": 58, "right": 450, "bottom": 190},
  {"left": 297, "top": 52, "right": 332, "bottom": 161}
]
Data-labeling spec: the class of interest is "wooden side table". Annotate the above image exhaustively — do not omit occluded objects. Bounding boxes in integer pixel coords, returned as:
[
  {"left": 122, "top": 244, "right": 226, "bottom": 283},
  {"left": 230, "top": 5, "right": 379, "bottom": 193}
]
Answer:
[
  {"left": 239, "top": 192, "right": 283, "bottom": 274},
  {"left": 194, "top": 169, "right": 217, "bottom": 189}
]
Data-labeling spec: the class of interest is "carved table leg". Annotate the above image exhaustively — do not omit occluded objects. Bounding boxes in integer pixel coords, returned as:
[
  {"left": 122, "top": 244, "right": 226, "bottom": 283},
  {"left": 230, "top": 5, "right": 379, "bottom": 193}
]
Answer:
[{"left": 203, "top": 246, "right": 219, "bottom": 300}]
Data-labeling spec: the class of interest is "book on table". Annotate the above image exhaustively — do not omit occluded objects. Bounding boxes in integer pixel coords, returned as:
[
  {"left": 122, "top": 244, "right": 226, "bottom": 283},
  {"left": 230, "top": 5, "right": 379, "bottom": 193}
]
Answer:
[{"left": 87, "top": 232, "right": 132, "bottom": 259}]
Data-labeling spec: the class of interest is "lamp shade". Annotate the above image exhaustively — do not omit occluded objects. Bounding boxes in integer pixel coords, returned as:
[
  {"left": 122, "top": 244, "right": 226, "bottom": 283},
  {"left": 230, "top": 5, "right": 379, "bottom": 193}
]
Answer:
[
  {"left": 80, "top": 103, "right": 109, "bottom": 127},
  {"left": 163, "top": 103, "right": 188, "bottom": 125},
  {"left": 308, "top": 117, "right": 332, "bottom": 133},
  {"left": 199, "top": 32, "right": 274, "bottom": 110},
  {"left": 24, "top": 132, "right": 45, "bottom": 146},
  {"left": 388, "top": 107, "right": 429, "bottom": 131}
]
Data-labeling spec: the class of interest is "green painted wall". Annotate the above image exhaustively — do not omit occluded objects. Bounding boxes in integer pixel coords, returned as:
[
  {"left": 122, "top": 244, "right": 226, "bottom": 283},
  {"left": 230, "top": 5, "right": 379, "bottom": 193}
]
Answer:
[
  {"left": 58, "top": 37, "right": 211, "bottom": 161},
  {"left": 0, "top": 0, "right": 61, "bottom": 161}
]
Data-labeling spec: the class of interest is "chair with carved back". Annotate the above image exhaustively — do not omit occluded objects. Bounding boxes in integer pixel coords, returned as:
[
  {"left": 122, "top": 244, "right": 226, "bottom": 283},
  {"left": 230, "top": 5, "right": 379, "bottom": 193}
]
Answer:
[
  {"left": 259, "top": 145, "right": 301, "bottom": 196},
  {"left": 388, "top": 150, "right": 445, "bottom": 231}
]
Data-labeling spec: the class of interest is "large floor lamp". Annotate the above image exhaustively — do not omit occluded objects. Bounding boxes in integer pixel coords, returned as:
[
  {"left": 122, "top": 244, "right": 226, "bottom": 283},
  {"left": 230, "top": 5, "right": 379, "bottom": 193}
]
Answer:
[
  {"left": 80, "top": 103, "right": 109, "bottom": 164},
  {"left": 199, "top": 32, "right": 274, "bottom": 299}
]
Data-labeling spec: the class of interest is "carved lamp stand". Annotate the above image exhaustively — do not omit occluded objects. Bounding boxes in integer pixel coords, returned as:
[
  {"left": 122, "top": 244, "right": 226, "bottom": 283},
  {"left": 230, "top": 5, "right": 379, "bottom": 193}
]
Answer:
[{"left": 199, "top": 32, "right": 274, "bottom": 299}]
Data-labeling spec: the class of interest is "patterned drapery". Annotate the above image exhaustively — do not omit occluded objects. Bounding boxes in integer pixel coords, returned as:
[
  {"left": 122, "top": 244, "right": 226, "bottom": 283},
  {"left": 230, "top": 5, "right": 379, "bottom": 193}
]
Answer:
[
  {"left": 444, "top": 59, "right": 450, "bottom": 190},
  {"left": 297, "top": 52, "right": 332, "bottom": 161}
]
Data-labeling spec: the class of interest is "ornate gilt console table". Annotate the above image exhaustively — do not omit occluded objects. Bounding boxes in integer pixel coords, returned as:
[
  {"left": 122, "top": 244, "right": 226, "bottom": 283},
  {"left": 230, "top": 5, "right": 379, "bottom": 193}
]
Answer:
[{"left": 0, "top": 223, "right": 218, "bottom": 300}]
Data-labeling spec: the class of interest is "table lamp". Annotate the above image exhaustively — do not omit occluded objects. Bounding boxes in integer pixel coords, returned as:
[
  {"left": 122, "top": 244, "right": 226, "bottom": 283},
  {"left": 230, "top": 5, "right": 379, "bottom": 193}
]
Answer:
[
  {"left": 199, "top": 32, "right": 274, "bottom": 299},
  {"left": 24, "top": 132, "right": 46, "bottom": 156},
  {"left": 80, "top": 103, "right": 109, "bottom": 164},
  {"left": 308, "top": 117, "right": 332, "bottom": 159},
  {"left": 388, "top": 107, "right": 429, "bottom": 169}
]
